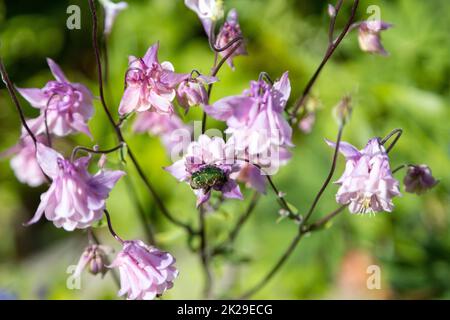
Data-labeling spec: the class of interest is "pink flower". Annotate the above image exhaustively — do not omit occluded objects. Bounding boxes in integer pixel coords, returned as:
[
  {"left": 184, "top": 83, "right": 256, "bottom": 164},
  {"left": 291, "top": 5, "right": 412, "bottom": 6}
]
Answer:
[
  {"left": 358, "top": 20, "right": 392, "bottom": 56},
  {"left": 184, "top": 0, "right": 224, "bottom": 40},
  {"left": 25, "top": 143, "right": 125, "bottom": 231},
  {"left": 74, "top": 244, "right": 112, "bottom": 277},
  {"left": 176, "top": 75, "right": 217, "bottom": 111},
  {"left": 119, "top": 43, "right": 188, "bottom": 115},
  {"left": 165, "top": 134, "right": 243, "bottom": 206},
  {"left": 204, "top": 72, "right": 293, "bottom": 156},
  {"left": 327, "top": 138, "right": 401, "bottom": 214},
  {"left": 133, "top": 111, "right": 192, "bottom": 154},
  {"left": 403, "top": 164, "right": 438, "bottom": 194},
  {"left": 99, "top": 0, "right": 128, "bottom": 36},
  {"left": 298, "top": 112, "right": 316, "bottom": 134},
  {"left": 216, "top": 9, "right": 247, "bottom": 69},
  {"left": 17, "top": 58, "right": 94, "bottom": 137},
  {"left": 110, "top": 240, "right": 178, "bottom": 300},
  {"left": 1, "top": 134, "right": 47, "bottom": 187}
]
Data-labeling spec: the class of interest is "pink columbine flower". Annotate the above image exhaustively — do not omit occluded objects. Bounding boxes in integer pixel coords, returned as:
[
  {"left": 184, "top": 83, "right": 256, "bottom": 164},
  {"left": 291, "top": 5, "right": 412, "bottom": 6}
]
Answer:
[
  {"left": 215, "top": 9, "right": 247, "bottom": 69},
  {"left": 403, "top": 164, "right": 438, "bottom": 194},
  {"left": 327, "top": 138, "right": 401, "bottom": 214},
  {"left": 185, "top": 0, "right": 224, "bottom": 40},
  {"left": 25, "top": 143, "right": 125, "bottom": 231},
  {"left": 176, "top": 75, "right": 217, "bottom": 111},
  {"left": 358, "top": 20, "right": 392, "bottom": 56},
  {"left": 74, "top": 244, "right": 112, "bottom": 277},
  {"left": 17, "top": 58, "right": 94, "bottom": 137},
  {"left": 165, "top": 134, "right": 243, "bottom": 206},
  {"left": 99, "top": 0, "right": 128, "bottom": 36},
  {"left": 1, "top": 134, "right": 47, "bottom": 187},
  {"left": 119, "top": 43, "right": 189, "bottom": 115},
  {"left": 204, "top": 72, "right": 293, "bottom": 156},
  {"left": 110, "top": 240, "right": 178, "bottom": 300},
  {"left": 133, "top": 111, "right": 192, "bottom": 155}
]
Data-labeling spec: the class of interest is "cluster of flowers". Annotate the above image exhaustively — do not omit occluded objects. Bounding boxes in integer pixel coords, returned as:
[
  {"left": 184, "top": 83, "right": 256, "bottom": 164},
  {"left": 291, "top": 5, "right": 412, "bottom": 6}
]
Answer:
[{"left": 0, "top": 0, "right": 438, "bottom": 300}]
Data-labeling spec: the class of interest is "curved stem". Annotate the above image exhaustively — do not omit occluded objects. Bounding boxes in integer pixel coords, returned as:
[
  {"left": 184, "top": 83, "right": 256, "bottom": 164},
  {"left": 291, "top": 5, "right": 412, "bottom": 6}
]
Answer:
[
  {"left": 88, "top": 228, "right": 121, "bottom": 288},
  {"left": 103, "top": 209, "right": 124, "bottom": 244},
  {"left": 202, "top": 40, "right": 243, "bottom": 134},
  {"left": 239, "top": 124, "right": 344, "bottom": 298},
  {"left": 212, "top": 191, "right": 260, "bottom": 255},
  {"left": 0, "top": 58, "right": 37, "bottom": 145},
  {"left": 70, "top": 142, "right": 124, "bottom": 162},
  {"left": 328, "top": 0, "right": 344, "bottom": 44},
  {"left": 240, "top": 232, "right": 303, "bottom": 299},
  {"left": 303, "top": 204, "right": 347, "bottom": 233},
  {"left": 123, "top": 175, "right": 156, "bottom": 245},
  {"left": 88, "top": 0, "right": 196, "bottom": 236},
  {"left": 380, "top": 128, "right": 402, "bottom": 154},
  {"left": 258, "top": 72, "right": 273, "bottom": 85},
  {"left": 289, "top": 0, "right": 360, "bottom": 122},
  {"left": 301, "top": 124, "right": 343, "bottom": 225},
  {"left": 392, "top": 164, "right": 411, "bottom": 174}
]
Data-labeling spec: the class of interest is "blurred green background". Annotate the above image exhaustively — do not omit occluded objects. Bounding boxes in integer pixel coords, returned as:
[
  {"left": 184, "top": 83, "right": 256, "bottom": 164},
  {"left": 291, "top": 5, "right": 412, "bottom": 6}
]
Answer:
[{"left": 0, "top": 0, "right": 449, "bottom": 299}]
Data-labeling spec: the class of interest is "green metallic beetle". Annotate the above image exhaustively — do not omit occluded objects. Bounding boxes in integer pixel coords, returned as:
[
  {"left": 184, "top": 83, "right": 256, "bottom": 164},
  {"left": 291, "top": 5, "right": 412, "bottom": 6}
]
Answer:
[{"left": 190, "top": 165, "right": 227, "bottom": 190}]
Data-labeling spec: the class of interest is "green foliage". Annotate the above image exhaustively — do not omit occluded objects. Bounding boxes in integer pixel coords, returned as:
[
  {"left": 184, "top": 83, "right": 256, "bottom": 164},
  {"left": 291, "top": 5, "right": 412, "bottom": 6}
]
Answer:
[{"left": 0, "top": 0, "right": 448, "bottom": 299}]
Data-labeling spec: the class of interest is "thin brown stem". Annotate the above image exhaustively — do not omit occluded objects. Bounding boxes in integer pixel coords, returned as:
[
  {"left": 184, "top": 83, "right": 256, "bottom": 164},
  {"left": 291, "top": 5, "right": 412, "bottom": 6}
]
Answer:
[
  {"left": 0, "top": 58, "right": 37, "bottom": 145},
  {"left": 88, "top": 228, "right": 121, "bottom": 288},
  {"left": 88, "top": 0, "right": 196, "bottom": 236},
  {"left": 301, "top": 124, "right": 343, "bottom": 225},
  {"left": 199, "top": 205, "right": 213, "bottom": 298},
  {"left": 303, "top": 204, "right": 347, "bottom": 232},
  {"left": 103, "top": 209, "right": 124, "bottom": 244},
  {"left": 289, "top": 0, "right": 360, "bottom": 122},
  {"left": 380, "top": 128, "right": 402, "bottom": 154},
  {"left": 212, "top": 191, "right": 260, "bottom": 255},
  {"left": 123, "top": 175, "right": 156, "bottom": 245},
  {"left": 70, "top": 142, "right": 124, "bottom": 162},
  {"left": 328, "top": 0, "right": 344, "bottom": 44},
  {"left": 239, "top": 124, "right": 345, "bottom": 299}
]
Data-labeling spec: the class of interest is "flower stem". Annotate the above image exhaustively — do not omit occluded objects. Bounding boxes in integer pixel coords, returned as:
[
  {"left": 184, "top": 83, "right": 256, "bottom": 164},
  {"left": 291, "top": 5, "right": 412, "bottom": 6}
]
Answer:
[
  {"left": 70, "top": 142, "right": 124, "bottom": 162},
  {"left": 88, "top": 228, "right": 121, "bottom": 288},
  {"left": 0, "top": 58, "right": 37, "bottom": 145},
  {"left": 103, "top": 209, "right": 124, "bottom": 244},
  {"left": 239, "top": 124, "right": 345, "bottom": 298},
  {"left": 199, "top": 205, "right": 213, "bottom": 298},
  {"left": 380, "top": 128, "right": 402, "bottom": 153},
  {"left": 289, "top": 0, "right": 360, "bottom": 122},
  {"left": 88, "top": 0, "right": 196, "bottom": 236},
  {"left": 212, "top": 191, "right": 260, "bottom": 256}
]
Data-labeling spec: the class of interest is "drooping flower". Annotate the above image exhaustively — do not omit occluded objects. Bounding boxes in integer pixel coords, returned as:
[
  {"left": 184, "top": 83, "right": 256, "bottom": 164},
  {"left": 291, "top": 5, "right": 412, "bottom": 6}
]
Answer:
[
  {"left": 176, "top": 75, "right": 217, "bottom": 111},
  {"left": 215, "top": 9, "right": 247, "bottom": 69},
  {"left": 1, "top": 134, "right": 47, "bottom": 187},
  {"left": 99, "top": 0, "right": 128, "bottom": 36},
  {"left": 25, "top": 143, "right": 125, "bottom": 231},
  {"left": 403, "top": 164, "right": 438, "bottom": 194},
  {"left": 133, "top": 111, "right": 192, "bottom": 155},
  {"left": 110, "top": 240, "right": 178, "bottom": 300},
  {"left": 298, "top": 112, "right": 316, "bottom": 134},
  {"left": 327, "top": 138, "right": 401, "bottom": 214},
  {"left": 185, "top": 0, "right": 224, "bottom": 40},
  {"left": 165, "top": 134, "right": 243, "bottom": 206},
  {"left": 74, "top": 244, "right": 112, "bottom": 277},
  {"left": 17, "top": 58, "right": 94, "bottom": 137},
  {"left": 119, "top": 43, "right": 188, "bottom": 115},
  {"left": 358, "top": 20, "right": 392, "bottom": 56},
  {"left": 204, "top": 72, "right": 293, "bottom": 157}
]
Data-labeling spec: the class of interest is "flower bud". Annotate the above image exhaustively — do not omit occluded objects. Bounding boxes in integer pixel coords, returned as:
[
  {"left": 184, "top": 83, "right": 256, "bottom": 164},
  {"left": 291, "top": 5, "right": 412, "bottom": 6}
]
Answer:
[
  {"left": 358, "top": 20, "right": 392, "bottom": 56},
  {"left": 74, "top": 244, "right": 111, "bottom": 278},
  {"left": 328, "top": 4, "right": 336, "bottom": 18},
  {"left": 176, "top": 75, "right": 216, "bottom": 110},
  {"left": 404, "top": 165, "right": 438, "bottom": 195},
  {"left": 333, "top": 95, "right": 352, "bottom": 126}
]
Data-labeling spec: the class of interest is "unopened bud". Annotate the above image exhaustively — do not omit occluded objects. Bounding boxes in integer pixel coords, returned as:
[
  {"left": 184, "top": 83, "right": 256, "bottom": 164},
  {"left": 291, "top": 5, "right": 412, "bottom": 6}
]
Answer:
[{"left": 333, "top": 95, "right": 352, "bottom": 126}]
